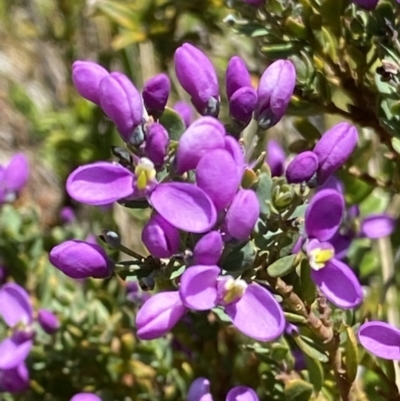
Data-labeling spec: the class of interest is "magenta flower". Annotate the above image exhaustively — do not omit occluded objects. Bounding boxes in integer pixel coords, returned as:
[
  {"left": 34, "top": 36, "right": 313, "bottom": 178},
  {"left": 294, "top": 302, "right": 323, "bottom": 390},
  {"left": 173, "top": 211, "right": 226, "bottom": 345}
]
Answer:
[
  {"left": 142, "top": 214, "right": 180, "bottom": 258},
  {"left": 37, "top": 309, "right": 60, "bottom": 335},
  {"left": 0, "top": 153, "right": 29, "bottom": 204},
  {"left": 174, "top": 43, "right": 219, "bottom": 116},
  {"left": 285, "top": 151, "right": 318, "bottom": 184},
  {"left": 303, "top": 190, "right": 363, "bottom": 309},
  {"left": 229, "top": 86, "right": 258, "bottom": 128},
  {"left": 225, "top": 56, "right": 251, "bottom": 100},
  {"left": 179, "top": 265, "right": 285, "bottom": 341},
  {"left": 142, "top": 73, "right": 170, "bottom": 117},
  {"left": 193, "top": 231, "right": 223, "bottom": 265},
  {"left": 313, "top": 122, "right": 358, "bottom": 184},
  {"left": 173, "top": 101, "right": 194, "bottom": 127},
  {"left": 72, "top": 61, "right": 109, "bottom": 105},
  {"left": 188, "top": 377, "right": 259, "bottom": 401},
  {"left": 175, "top": 116, "right": 226, "bottom": 174},
  {"left": 99, "top": 72, "right": 144, "bottom": 144},
  {"left": 49, "top": 240, "right": 114, "bottom": 279},
  {"left": 266, "top": 140, "right": 286, "bottom": 177},
  {"left": 358, "top": 321, "right": 400, "bottom": 360},
  {"left": 70, "top": 393, "right": 102, "bottom": 401},
  {"left": 144, "top": 123, "right": 169, "bottom": 168},
  {"left": 256, "top": 60, "right": 296, "bottom": 128}
]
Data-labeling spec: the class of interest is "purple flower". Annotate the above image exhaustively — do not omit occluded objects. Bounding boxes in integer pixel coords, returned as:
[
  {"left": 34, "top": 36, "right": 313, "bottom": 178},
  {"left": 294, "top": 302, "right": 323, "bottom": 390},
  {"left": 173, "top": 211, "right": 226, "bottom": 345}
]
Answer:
[
  {"left": 150, "top": 182, "right": 217, "bottom": 233},
  {"left": 226, "top": 386, "right": 259, "bottom": 401},
  {"left": 0, "top": 283, "right": 33, "bottom": 327},
  {"left": 99, "top": 72, "right": 144, "bottom": 144},
  {"left": 173, "top": 101, "right": 194, "bottom": 127},
  {"left": 0, "top": 153, "right": 29, "bottom": 204},
  {"left": 313, "top": 122, "right": 358, "bottom": 184},
  {"left": 72, "top": 61, "right": 109, "bottom": 105},
  {"left": 224, "top": 136, "right": 245, "bottom": 179},
  {"left": 266, "top": 140, "right": 286, "bottom": 177},
  {"left": 256, "top": 60, "right": 296, "bottom": 128},
  {"left": 358, "top": 321, "right": 400, "bottom": 360},
  {"left": 142, "top": 73, "right": 170, "bottom": 117},
  {"left": 60, "top": 206, "right": 75, "bottom": 224},
  {"left": 49, "top": 240, "right": 114, "bottom": 279},
  {"left": 351, "top": 0, "right": 379, "bottom": 9},
  {"left": 179, "top": 265, "right": 285, "bottom": 341},
  {"left": 144, "top": 122, "right": 169, "bottom": 168},
  {"left": 136, "top": 291, "right": 186, "bottom": 340},
  {"left": 359, "top": 214, "right": 396, "bottom": 239},
  {"left": 304, "top": 190, "right": 363, "bottom": 309},
  {"left": 193, "top": 231, "right": 223, "bottom": 265},
  {"left": 37, "top": 309, "right": 60, "bottom": 335},
  {"left": 0, "top": 337, "right": 33, "bottom": 370},
  {"left": 0, "top": 363, "right": 29, "bottom": 393},
  {"left": 285, "top": 151, "right": 318, "bottom": 184},
  {"left": 225, "top": 56, "right": 251, "bottom": 100},
  {"left": 174, "top": 43, "right": 219, "bottom": 116},
  {"left": 175, "top": 116, "right": 226, "bottom": 174},
  {"left": 229, "top": 87, "right": 257, "bottom": 128},
  {"left": 142, "top": 214, "right": 180, "bottom": 258},
  {"left": 224, "top": 189, "right": 260, "bottom": 241},
  {"left": 196, "top": 149, "right": 241, "bottom": 211},
  {"left": 70, "top": 393, "right": 102, "bottom": 401}
]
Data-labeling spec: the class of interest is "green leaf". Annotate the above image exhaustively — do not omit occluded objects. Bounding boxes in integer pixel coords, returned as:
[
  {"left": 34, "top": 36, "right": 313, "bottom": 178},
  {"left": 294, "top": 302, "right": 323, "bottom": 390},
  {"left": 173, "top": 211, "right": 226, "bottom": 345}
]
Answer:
[
  {"left": 297, "top": 259, "right": 317, "bottom": 305},
  {"left": 221, "top": 241, "right": 256, "bottom": 272},
  {"left": 254, "top": 172, "right": 273, "bottom": 216},
  {"left": 284, "top": 379, "right": 313, "bottom": 401},
  {"left": 293, "top": 335, "right": 329, "bottom": 363},
  {"left": 159, "top": 107, "right": 186, "bottom": 141},
  {"left": 304, "top": 354, "right": 324, "bottom": 392},
  {"left": 293, "top": 118, "right": 321, "bottom": 141},
  {"left": 267, "top": 254, "right": 298, "bottom": 278},
  {"left": 344, "top": 326, "right": 359, "bottom": 383}
]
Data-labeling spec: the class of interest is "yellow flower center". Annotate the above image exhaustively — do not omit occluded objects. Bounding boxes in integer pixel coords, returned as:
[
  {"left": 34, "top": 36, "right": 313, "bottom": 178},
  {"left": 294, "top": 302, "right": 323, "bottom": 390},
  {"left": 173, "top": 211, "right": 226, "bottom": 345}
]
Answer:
[
  {"left": 134, "top": 158, "right": 156, "bottom": 190},
  {"left": 223, "top": 278, "right": 247, "bottom": 304},
  {"left": 309, "top": 247, "right": 335, "bottom": 270}
]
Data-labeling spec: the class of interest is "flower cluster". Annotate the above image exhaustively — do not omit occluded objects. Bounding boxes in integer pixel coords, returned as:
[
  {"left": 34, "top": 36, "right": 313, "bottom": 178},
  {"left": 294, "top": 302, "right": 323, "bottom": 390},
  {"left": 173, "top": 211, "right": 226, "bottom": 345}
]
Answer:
[{"left": 0, "top": 283, "right": 59, "bottom": 393}]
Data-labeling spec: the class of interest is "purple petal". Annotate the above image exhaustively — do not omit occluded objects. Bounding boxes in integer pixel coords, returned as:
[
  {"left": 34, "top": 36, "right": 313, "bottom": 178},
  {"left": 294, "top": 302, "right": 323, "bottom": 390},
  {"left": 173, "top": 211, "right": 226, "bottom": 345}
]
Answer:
[
  {"left": 142, "top": 214, "right": 180, "bottom": 258},
  {"left": 317, "top": 175, "right": 344, "bottom": 193},
  {"left": 173, "top": 101, "right": 193, "bottom": 128},
  {"left": 229, "top": 87, "right": 257, "bottom": 126},
  {"left": 150, "top": 182, "right": 217, "bottom": 233},
  {"left": 351, "top": 0, "right": 379, "bottom": 9},
  {"left": 329, "top": 232, "right": 353, "bottom": 260},
  {"left": 37, "top": 309, "right": 60, "bottom": 335},
  {"left": 196, "top": 149, "right": 241, "bottom": 211},
  {"left": 175, "top": 117, "right": 226, "bottom": 174},
  {"left": 313, "top": 122, "right": 358, "bottom": 184},
  {"left": 70, "top": 393, "right": 102, "bottom": 401},
  {"left": 224, "top": 136, "right": 245, "bottom": 179},
  {"left": 188, "top": 378, "right": 213, "bottom": 401},
  {"left": 72, "top": 61, "right": 109, "bottom": 105},
  {"left": 136, "top": 291, "right": 186, "bottom": 340},
  {"left": 193, "top": 231, "right": 223, "bottom": 265},
  {"left": 226, "top": 386, "right": 259, "bottom": 401},
  {"left": 0, "top": 362, "right": 29, "bottom": 393},
  {"left": 144, "top": 123, "right": 169, "bottom": 168},
  {"left": 226, "top": 56, "right": 251, "bottom": 100},
  {"left": 266, "top": 140, "right": 285, "bottom": 177},
  {"left": 225, "top": 189, "right": 260, "bottom": 241},
  {"left": 358, "top": 321, "right": 400, "bottom": 360},
  {"left": 179, "top": 265, "right": 220, "bottom": 310},
  {"left": 225, "top": 283, "right": 285, "bottom": 342},
  {"left": 360, "top": 214, "right": 396, "bottom": 239},
  {"left": 66, "top": 162, "right": 134, "bottom": 206},
  {"left": 285, "top": 151, "right": 318, "bottom": 184},
  {"left": 142, "top": 73, "right": 170, "bottom": 115},
  {"left": 305, "top": 189, "right": 344, "bottom": 241},
  {"left": 0, "top": 283, "right": 33, "bottom": 326},
  {"left": 311, "top": 258, "right": 363, "bottom": 309},
  {"left": 3, "top": 154, "right": 29, "bottom": 192},
  {"left": 0, "top": 338, "right": 32, "bottom": 370}
]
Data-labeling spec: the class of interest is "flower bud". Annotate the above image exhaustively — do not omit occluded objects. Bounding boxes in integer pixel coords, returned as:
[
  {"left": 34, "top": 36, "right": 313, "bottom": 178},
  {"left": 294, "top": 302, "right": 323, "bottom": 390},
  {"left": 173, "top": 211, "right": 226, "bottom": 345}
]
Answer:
[
  {"left": 174, "top": 43, "right": 219, "bottom": 116},
  {"left": 266, "top": 140, "right": 285, "bottom": 176},
  {"left": 256, "top": 60, "right": 296, "bottom": 128},
  {"left": 49, "top": 240, "right": 113, "bottom": 279},
  {"left": 142, "top": 214, "right": 180, "bottom": 258},
  {"left": 226, "top": 386, "right": 259, "bottom": 401},
  {"left": 136, "top": 291, "right": 186, "bottom": 340},
  {"left": 226, "top": 56, "right": 251, "bottom": 100},
  {"left": 60, "top": 206, "right": 75, "bottom": 224},
  {"left": 142, "top": 73, "right": 170, "bottom": 117},
  {"left": 193, "top": 231, "right": 223, "bottom": 265},
  {"left": 313, "top": 122, "right": 358, "bottom": 184},
  {"left": 229, "top": 86, "right": 257, "bottom": 128},
  {"left": 187, "top": 378, "right": 213, "bottom": 401},
  {"left": 175, "top": 117, "right": 225, "bottom": 173},
  {"left": 145, "top": 123, "right": 169, "bottom": 168},
  {"left": 99, "top": 72, "right": 144, "bottom": 144},
  {"left": 225, "top": 189, "right": 260, "bottom": 241},
  {"left": 359, "top": 214, "right": 396, "bottom": 239},
  {"left": 285, "top": 151, "right": 318, "bottom": 184},
  {"left": 72, "top": 61, "right": 109, "bottom": 105},
  {"left": 351, "top": 0, "right": 379, "bottom": 9},
  {"left": 70, "top": 393, "right": 102, "bottom": 401},
  {"left": 0, "top": 153, "right": 29, "bottom": 203},
  {"left": 37, "top": 309, "right": 60, "bottom": 335},
  {"left": 173, "top": 101, "right": 193, "bottom": 127}
]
